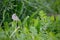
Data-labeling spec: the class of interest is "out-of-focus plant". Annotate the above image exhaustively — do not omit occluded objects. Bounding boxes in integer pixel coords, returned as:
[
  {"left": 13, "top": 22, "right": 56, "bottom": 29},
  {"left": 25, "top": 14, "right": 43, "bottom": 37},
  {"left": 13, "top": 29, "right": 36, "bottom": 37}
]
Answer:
[
  {"left": 0, "top": 0, "right": 60, "bottom": 40},
  {"left": 0, "top": 0, "right": 60, "bottom": 23}
]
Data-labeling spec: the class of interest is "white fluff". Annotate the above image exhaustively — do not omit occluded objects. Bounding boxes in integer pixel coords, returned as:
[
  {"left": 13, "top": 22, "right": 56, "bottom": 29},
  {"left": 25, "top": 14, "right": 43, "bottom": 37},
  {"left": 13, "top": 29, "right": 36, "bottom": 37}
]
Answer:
[{"left": 12, "top": 14, "right": 19, "bottom": 21}]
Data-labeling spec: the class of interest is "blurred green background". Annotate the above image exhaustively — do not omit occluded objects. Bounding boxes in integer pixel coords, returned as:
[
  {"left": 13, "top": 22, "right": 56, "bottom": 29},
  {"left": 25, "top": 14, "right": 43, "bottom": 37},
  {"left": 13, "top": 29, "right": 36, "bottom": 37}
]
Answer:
[{"left": 0, "top": 0, "right": 60, "bottom": 40}]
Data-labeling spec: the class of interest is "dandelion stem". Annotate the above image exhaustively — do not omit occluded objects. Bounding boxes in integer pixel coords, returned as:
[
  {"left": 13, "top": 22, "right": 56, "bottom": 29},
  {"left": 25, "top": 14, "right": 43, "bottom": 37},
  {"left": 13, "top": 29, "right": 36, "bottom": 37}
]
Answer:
[{"left": 10, "top": 26, "right": 20, "bottom": 38}]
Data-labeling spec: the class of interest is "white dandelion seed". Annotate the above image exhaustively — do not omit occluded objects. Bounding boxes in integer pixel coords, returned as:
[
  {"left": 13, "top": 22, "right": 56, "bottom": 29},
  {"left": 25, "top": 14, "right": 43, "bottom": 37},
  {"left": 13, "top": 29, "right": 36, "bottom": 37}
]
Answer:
[{"left": 12, "top": 14, "right": 19, "bottom": 21}]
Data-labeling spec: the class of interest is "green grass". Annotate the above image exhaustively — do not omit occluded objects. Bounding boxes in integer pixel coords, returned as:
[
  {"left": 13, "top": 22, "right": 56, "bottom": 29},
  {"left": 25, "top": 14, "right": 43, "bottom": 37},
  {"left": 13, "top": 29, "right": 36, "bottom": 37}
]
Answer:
[
  {"left": 0, "top": 10, "right": 60, "bottom": 40},
  {"left": 0, "top": 0, "right": 60, "bottom": 40}
]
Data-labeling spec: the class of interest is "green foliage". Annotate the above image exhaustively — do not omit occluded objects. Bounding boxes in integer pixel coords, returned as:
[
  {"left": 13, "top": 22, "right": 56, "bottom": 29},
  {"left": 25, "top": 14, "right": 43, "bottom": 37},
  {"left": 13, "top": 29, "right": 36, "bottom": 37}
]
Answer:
[
  {"left": 0, "top": 0, "right": 60, "bottom": 40},
  {"left": 0, "top": 0, "right": 60, "bottom": 22},
  {"left": 0, "top": 10, "right": 60, "bottom": 40}
]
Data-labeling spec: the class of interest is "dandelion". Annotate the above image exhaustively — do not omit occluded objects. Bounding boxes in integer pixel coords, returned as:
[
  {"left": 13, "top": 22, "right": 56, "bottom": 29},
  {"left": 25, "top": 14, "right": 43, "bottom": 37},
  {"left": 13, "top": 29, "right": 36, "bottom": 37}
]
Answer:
[
  {"left": 10, "top": 14, "right": 20, "bottom": 38},
  {"left": 12, "top": 14, "right": 19, "bottom": 21}
]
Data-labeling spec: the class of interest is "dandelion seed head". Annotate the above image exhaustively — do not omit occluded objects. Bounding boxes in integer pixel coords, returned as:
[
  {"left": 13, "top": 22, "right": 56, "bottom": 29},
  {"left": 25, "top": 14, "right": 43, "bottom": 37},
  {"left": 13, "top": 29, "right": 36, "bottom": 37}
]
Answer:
[{"left": 12, "top": 14, "right": 19, "bottom": 21}]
